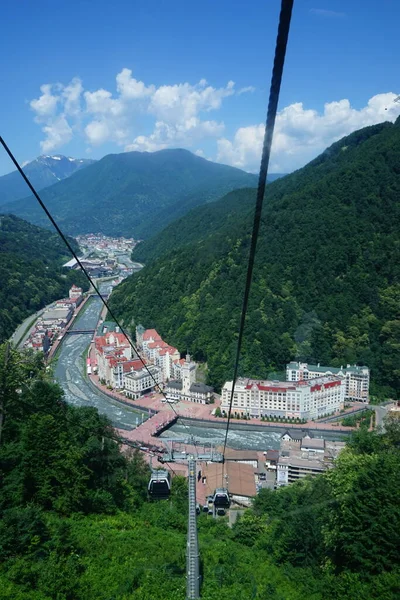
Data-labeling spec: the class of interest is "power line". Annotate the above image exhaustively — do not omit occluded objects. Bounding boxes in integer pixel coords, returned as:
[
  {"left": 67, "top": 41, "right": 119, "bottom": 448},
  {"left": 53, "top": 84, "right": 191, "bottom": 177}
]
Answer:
[
  {"left": 221, "top": 0, "right": 294, "bottom": 466},
  {"left": 0, "top": 136, "right": 190, "bottom": 435}
]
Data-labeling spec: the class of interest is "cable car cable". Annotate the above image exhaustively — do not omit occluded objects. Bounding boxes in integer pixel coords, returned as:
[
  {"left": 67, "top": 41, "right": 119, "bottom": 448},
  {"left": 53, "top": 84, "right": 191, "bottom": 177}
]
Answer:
[
  {"left": 0, "top": 135, "right": 191, "bottom": 435},
  {"left": 221, "top": 0, "right": 294, "bottom": 469}
]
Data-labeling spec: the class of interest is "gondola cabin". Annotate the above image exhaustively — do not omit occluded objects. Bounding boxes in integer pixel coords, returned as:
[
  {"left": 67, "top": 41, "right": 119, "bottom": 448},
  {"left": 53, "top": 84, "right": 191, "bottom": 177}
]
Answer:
[
  {"left": 212, "top": 488, "right": 231, "bottom": 509},
  {"left": 148, "top": 470, "right": 171, "bottom": 499}
]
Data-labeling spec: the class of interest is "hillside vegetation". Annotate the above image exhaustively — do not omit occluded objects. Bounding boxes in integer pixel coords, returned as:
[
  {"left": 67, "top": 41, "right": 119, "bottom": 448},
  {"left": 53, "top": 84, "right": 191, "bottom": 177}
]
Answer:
[
  {"left": 3, "top": 149, "right": 257, "bottom": 238},
  {"left": 0, "top": 345, "right": 399, "bottom": 599},
  {"left": 110, "top": 120, "right": 400, "bottom": 394},
  {"left": 0, "top": 214, "right": 88, "bottom": 342}
]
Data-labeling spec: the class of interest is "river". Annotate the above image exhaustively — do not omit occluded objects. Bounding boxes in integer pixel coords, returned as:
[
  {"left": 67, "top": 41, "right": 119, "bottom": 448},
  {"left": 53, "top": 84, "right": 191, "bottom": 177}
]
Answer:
[
  {"left": 54, "top": 293, "right": 147, "bottom": 430},
  {"left": 159, "top": 422, "right": 282, "bottom": 450}
]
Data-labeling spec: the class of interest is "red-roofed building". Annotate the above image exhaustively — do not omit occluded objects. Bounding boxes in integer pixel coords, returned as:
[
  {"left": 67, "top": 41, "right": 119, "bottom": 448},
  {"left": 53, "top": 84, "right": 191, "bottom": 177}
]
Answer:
[
  {"left": 69, "top": 284, "right": 83, "bottom": 300},
  {"left": 221, "top": 375, "right": 344, "bottom": 420},
  {"left": 136, "top": 326, "right": 180, "bottom": 381},
  {"left": 95, "top": 330, "right": 134, "bottom": 386}
]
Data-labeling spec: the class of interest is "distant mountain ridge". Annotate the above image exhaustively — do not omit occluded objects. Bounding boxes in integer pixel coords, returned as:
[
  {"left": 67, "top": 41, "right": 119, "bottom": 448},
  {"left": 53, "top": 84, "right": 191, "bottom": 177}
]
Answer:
[
  {"left": 0, "top": 154, "right": 96, "bottom": 206},
  {"left": 2, "top": 149, "right": 258, "bottom": 238}
]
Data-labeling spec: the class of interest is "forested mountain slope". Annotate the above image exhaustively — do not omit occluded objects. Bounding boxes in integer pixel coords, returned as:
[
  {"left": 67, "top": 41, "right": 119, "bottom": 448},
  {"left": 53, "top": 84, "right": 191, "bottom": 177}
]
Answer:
[
  {"left": 1, "top": 346, "right": 399, "bottom": 599},
  {"left": 0, "top": 214, "right": 88, "bottom": 342},
  {"left": 111, "top": 120, "right": 400, "bottom": 393},
  {"left": 0, "top": 154, "right": 95, "bottom": 206},
  {"left": 3, "top": 149, "right": 257, "bottom": 238}
]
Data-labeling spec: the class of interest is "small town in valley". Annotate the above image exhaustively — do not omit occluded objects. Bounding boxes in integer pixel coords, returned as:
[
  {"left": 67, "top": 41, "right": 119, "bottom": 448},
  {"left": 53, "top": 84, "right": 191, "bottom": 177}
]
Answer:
[
  {"left": 63, "top": 233, "right": 142, "bottom": 278},
  {"left": 13, "top": 268, "right": 393, "bottom": 509}
]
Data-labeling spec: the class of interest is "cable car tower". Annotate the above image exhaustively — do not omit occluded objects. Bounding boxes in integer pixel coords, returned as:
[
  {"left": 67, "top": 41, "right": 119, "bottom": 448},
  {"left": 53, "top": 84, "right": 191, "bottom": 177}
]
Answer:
[{"left": 157, "top": 438, "right": 223, "bottom": 599}]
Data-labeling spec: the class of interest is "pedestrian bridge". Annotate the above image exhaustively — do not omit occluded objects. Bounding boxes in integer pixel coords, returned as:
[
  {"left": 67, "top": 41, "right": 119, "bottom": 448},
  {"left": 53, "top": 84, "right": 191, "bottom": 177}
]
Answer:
[{"left": 65, "top": 329, "right": 95, "bottom": 335}]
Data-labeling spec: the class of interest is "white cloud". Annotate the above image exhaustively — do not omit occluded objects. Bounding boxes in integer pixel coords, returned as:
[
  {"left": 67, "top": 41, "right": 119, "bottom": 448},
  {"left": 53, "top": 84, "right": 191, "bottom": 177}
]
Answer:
[
  {"left": 30, "top": 69, "right": 237, "bottom": 153},
  {"left": 84, "top": 88, "right": 124, "bottom": 116},
  {"left": 217, "top": 93, "right": 400, "bottom": 172},
  {"left": 128, "top": 79, "right": 234, "bottom": 151},
  {"left": 40, "top": 116, "right": 73, "bottom": 152},
  {"left": 29, "top": 71, "right": 400, "bottom": 174},
  {"left": 238, "top": 86, "right": 256, "bottom": 95},
  {"left": 62, "top": 77, "right": 83, "bottom": 117},
  {"left": 125, "top": 118, "right": 225, "bottom": 152},
  {"left": 148, "top": 80, "right": 234, "bottom": 124},
  {"left": 30, "top": 81, "right": 81, "bottom": 151},
  {"left": 116, "top": 67, "right": 155, "bottom": 99},
  {"left": 30, "top": 84, "right": 59, "bottom": 119}
]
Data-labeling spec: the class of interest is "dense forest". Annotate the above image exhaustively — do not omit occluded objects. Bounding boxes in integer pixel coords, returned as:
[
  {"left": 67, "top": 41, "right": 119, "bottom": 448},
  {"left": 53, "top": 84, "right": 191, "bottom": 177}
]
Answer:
[
  {"left": 0, "top": 343, "right": 399, "bottom": 599},
  {"left": 0, "top": 214, "right": 88, "bottom": 343},
  {"left": 2, "top": 149, "right": 257, "bottom": 238},
  {"left": 110, "top": 120, "right": 400, "bottom": 395}
]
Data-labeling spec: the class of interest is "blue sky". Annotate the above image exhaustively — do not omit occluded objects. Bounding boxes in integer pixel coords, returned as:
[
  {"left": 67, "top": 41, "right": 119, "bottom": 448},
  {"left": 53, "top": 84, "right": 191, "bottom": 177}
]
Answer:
[{"left": 1, "top": 0, "right": 399, "bottom": 176}]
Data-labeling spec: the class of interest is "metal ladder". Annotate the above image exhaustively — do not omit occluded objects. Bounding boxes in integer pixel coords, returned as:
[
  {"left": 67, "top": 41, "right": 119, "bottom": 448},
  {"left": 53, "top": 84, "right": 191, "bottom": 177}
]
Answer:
[{"left": 186, "top": 457, "right": 200, "bottom": 599}]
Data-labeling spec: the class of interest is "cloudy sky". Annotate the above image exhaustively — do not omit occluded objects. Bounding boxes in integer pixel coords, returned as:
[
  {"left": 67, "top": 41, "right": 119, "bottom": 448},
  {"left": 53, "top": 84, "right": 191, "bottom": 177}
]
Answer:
[{"left": 1, "top": 0, "right": 399, "bottom": 176}]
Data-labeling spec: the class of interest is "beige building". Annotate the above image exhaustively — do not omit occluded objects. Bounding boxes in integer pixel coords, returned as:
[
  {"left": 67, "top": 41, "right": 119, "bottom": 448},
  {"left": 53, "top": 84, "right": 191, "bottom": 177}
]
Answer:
[
  {"left": 277, "top": 437, "right": 346, "bottom": 487},
  {"left": 124, "top": 365, "right": 162, "bottom": 399},
  {"left": 221, "top": 375, "right": 344, "bottom": 420},
  {"left": 286, "top": 361, "right": 369, "bottom": 402},
  {"left": 165, "top": 355, "right": 213, "bottom": 404}
]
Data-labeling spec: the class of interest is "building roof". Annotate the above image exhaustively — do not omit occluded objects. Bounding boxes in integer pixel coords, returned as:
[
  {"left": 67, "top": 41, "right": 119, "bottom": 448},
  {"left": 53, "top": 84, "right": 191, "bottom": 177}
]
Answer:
[
  {"left": 279, "top": 455, "right": 325, "bottom": 470},
  {"left": 159, "top": 346, "right": 179, "bottom": 356},
  {"left": 301, "top": 438, "right": 325, "bottom": 451},
  {"left": 265, "top": 449, "right": 279, "bottom": 461},
  {"left": 225, "top": 375, "right": 341, "bottom": 393},
  {"left": 143, "top": 329, "right": 162, "bottom": 341},
  {"left": 121, "top": 359, "right": 144, "bottom": 373},
  {"left": 203, "top": 462, "right": 256, "bottom": 499},
  {"left": 63, "top": 257, "right": 78, "bottom": 268},
  {"left": 125, "top": 365, "right": 158, "bottom": 380},
  {"left": 281, "top": 429, "right": 313, "bottom": 440},
  {"left": 42, "top": 307, "right": 72, "bottom": 320},
  {"left": 287, "top": 361, "right": 369, "bottom": 375},
  {"left": 218, "top": 448, "right": 259, "bottom": 462},
  {"left": 166, "top": 381, "right": 183, "bottom": 390},
  {"left": 98, "top": 321, "right": 119, "bottom": 334},
  {"left": 189, "top": 382, "right": 213, "bottom": 394},
  {"left": 147, "top": 341, "right": 168, "bottom": 349}
]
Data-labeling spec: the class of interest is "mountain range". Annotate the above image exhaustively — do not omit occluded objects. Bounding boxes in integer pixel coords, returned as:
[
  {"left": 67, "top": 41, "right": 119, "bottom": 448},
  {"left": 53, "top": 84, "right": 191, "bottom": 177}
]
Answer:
[
  {"left": 2, "top": 149, "right": 259, "bottom": 238},
  {"left": 109, "top": 119, "right": 400, "bottom": 394},
  {"left": 0, "top": 155, "right": 95, "bottom": 206}
]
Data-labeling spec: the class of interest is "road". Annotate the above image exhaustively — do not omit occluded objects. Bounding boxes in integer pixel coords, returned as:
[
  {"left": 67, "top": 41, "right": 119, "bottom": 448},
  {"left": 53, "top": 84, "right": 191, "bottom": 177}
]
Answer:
[
  {"left": 374, "top": 404, "right": 388, "bottom": 431},
  {"left": 11, "top": 305, "right": 49, "bottom": 348}
]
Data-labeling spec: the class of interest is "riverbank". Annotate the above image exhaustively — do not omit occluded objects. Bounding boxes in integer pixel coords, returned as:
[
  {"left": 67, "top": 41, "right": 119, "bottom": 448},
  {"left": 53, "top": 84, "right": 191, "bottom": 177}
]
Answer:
[{"left": 86, "top": 359, "right": 356, "bottom": 446}]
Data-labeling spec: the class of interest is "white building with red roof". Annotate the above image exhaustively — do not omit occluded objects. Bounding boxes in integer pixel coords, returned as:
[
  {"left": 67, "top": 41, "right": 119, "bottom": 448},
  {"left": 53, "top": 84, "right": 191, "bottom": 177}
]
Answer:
[
  {"left": 94, "top": 329, "right": 162, "bottom": 392},
  {"left": 69, "top": 284, "right": 83, "bottom": 300},
  {"left": 137, "top": 327, "right": 180, "bottom": 381},
  {"left": 221, "top": 375, "right": 344, "bottom": 420},
  {"left": 95, "top": 331, "right": 134, "bottom": 387}
]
